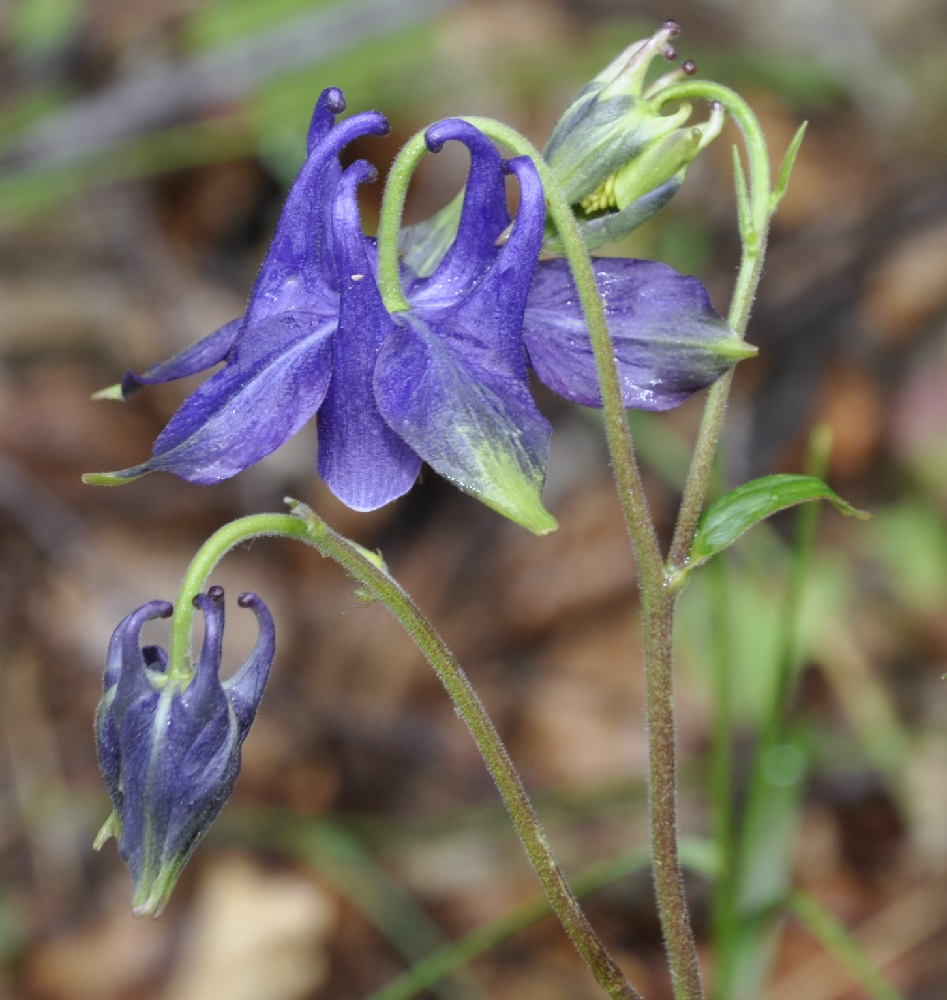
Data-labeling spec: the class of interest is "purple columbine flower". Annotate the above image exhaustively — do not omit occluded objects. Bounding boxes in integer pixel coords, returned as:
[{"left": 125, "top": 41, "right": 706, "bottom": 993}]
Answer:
[
  {"left": 87, "top": 88, "right": 751, "bottom": 533},
  {"left": 94, "top": 587, "right": 274, "bottom": 917},
  {"left": 87, "top": 93, "right": 559, "bottom": 531}
]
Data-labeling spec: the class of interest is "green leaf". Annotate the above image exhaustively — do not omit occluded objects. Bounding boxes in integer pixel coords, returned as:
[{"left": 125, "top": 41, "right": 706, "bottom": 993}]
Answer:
[
  {"left": 771, "top": 121, "right": 808, "bottom": 211},
  {"left": 688, "top": 474, "right": 868, "bottom": 569},
  {"left": 732, "top": 144, "right": 751, "bottom": 237},
  {"left": 789, "top": 891, "right": 906, "bottom": 1000}
]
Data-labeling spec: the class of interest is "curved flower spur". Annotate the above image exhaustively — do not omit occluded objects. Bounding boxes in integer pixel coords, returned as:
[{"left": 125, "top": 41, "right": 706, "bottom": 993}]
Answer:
[{"left": 94, "top": 587, "right": 274, "bottom": 916}]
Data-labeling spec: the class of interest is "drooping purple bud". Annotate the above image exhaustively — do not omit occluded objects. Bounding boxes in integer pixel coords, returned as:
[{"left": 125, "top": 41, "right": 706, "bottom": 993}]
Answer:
[{"left": 93, "top": 589, "right": 275, "bottom": 916}]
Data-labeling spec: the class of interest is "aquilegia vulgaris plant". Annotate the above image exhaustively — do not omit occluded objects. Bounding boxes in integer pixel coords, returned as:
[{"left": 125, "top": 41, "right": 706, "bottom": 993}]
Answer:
[{"left": 87, "top": 20, "right": 881, "bottom": 1000}]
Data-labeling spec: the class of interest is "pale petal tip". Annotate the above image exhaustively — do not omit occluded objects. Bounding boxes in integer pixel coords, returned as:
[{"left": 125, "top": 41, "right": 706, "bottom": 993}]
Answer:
[
  {"left": 91, "top": 383, "right": 125, "bottom": 402},
  {"left": 82, "top": 469, "right": 143, "bottom": 486}
]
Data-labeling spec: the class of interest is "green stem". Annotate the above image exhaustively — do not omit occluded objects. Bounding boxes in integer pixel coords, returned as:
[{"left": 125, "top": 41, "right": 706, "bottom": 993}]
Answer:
[
  {"left": 459, "top": 117, "right": 664, "bottom": 591},
  {"left": 662, "top": 83, "right": 774, "bottom": 574},
  {"left": 167, "top": 512, "right": 310, "bottom": 682},
  {"left": 170, "top": 504, "right": 643, "bottom": 1000},
  {"left": 461, "top": 117, "right": 702, "bottom": 1000},
  {"left": 375, "top": 130, "right": 429, "bottom": 314},
  {"left": 639, "top": 584, "right": 704, "bottom": 1000}
]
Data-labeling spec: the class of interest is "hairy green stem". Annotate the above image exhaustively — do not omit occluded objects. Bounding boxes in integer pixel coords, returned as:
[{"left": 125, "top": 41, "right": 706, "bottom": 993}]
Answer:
[
  {"left": 640, "top": 585, "right": 703, "bottom": 1000},
  {"left": 461, "top": 116, "right": 702, "bottom": 1000},
  {"left": 169, "top": 504, "right": 642, "bottom": 1000},
  {"left": 662, "top": 83, "right": 774, "bottom": 574},
  {"left": 376, "top": 131, "right": 428, "bottom": 313},
  {"left": 167, "top": 513, "right": 310, "bottom": 682}
]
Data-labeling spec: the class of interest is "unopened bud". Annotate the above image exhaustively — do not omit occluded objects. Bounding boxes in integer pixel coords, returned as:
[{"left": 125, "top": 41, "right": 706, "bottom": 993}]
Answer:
[{"left": 544, "top": 24, "right": 724, "bottom": 251}]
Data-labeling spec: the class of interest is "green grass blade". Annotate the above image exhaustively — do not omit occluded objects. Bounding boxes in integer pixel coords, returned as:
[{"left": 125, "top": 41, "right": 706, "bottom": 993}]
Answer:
[{"left": 788, "top": 891, "right": 906, "bottom": 1000}]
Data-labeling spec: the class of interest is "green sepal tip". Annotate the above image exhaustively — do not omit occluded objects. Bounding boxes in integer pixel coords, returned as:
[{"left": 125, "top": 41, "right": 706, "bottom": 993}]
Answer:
[
  {"left": 82, "top": 470, "right": 141, "bottom": 486},
  {"left": 91, "top": 383, "right": 126, "bottom": 402}
]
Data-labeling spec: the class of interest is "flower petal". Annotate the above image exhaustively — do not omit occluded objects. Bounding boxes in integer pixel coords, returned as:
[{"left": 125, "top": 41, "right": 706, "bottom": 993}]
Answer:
[
  {"left": 306, "top": 87, "right": 347, "bottom": 153},
  {"left": 434, "top": 155, "right": 546, "bottom": 378},
  {"left": 317, "top": 161, "right": 421, "bottom": 509},
  {"left": 404, "top": 119, "right": 510, "bottom": 307},
  {"left": 377, "top": 153, "right": 555, "bottom": 533},
  {"left": 120, "top": 318, "right": 242, "bottom": 397},
  {"left": 114, "top": 604, "right": 173, "bottom": 709},
  {"left": 183, "top": 589, "right": 227, "bottom": 713},
  {"left": 96, "top": 601, "right": 172, "bottom": 810},
  {"left": 374, "top": 312, "right": 555, "bottom": 534},
  {"left": 224, "top": 592, "right": 275, "bottom": 741},
  {"left": 523, "top": 257, "right": 753, "bottom": 411},
  {"left": 94, "top": 311, "right": 337, "bottom": 485}
]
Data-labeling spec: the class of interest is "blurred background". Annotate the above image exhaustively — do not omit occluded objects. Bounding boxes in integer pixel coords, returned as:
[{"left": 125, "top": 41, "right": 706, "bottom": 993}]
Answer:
[{"left": 1, "top": 0, "right": 946, "bottom": 998}]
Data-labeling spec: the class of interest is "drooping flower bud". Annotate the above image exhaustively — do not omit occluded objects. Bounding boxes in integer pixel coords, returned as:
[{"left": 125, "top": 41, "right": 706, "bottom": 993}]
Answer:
[
  {"left": 543, "top": 21, "right": 724, "bottom": 251},
  {"left": 94, "top": 587, "right": 274, "bottom": 916}
]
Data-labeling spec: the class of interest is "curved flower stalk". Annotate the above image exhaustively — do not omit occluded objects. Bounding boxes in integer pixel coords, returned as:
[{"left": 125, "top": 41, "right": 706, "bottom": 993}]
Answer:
[{"left": 94, "top": 587, "right": 274, "bottom": 916}]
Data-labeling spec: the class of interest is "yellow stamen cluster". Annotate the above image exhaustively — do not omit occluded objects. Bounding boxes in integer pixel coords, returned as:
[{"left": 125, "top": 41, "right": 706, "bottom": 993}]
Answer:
[{"left": 580, "top": 173, "right": 618, "bottom": 214}]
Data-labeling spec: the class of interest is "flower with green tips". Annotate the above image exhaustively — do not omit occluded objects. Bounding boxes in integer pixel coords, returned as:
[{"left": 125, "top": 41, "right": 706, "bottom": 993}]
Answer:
[{"left": 94, "top": 587, "right": 274, "bottom": 916}]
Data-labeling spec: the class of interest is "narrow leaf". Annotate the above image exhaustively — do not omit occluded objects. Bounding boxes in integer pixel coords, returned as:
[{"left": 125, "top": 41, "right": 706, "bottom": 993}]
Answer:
[
  {"left": 732, "top": 145, "right": 752, "bottom": 239},
  {"left": 789, "top": 891, "right": 906, "bottom": 1000},
  {"left": 688, "top": 474, "right": 868, "bottom": 569},
  {"left": 772, "top": 121, "right": 808, "bottom": 212}
]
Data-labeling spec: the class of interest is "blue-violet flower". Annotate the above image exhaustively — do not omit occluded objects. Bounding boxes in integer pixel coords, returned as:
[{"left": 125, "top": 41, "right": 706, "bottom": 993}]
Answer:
[
  {"left": 94, "top": 587, "right": 274, "bottom": 916},
  {"left": 86, "top": 88, "right": 751, "bottom": 533}
]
